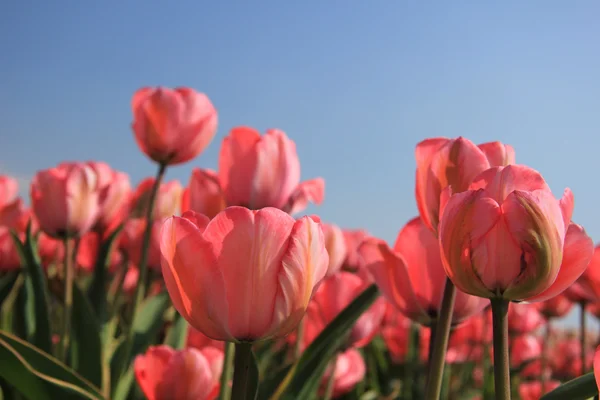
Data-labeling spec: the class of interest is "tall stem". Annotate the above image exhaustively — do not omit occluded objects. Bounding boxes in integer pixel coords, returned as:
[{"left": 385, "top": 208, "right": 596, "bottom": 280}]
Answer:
[
  {"left": 231, "top": 342, "right": 254, "bottom": 400},
  {"left": 424, "top": 279, "right": 457, "bottom": 400},
  {"left": 491, "top": 298, "right": 511, "bottom": 400},
  {"left": 580, "top": 301, "right": 587, "bottom": 375},
  {"left": 218, "top": 342, "right": 235, "bottom": 400},
  {"left": 59, "top": 237, "right": 73, "bottom": 362},
  {"left": 118, "top": 163, "right": 166, "bottom": 378},
  {"left": 427, "top": 320, "right": 438, "bottom": 372},
  {"left": 541, "top": 320, "right": 550, "bottom": 394}
]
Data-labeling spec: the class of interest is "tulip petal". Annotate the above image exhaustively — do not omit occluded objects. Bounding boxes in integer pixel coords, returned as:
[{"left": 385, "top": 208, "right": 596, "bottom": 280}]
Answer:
[
  {"left": 415, "top": 137, "right": 450, "bottom": 231},
  {"left": 271, "top": 215, "right": 329, "bottom": 338},
  {"left": 134, "top": 346, "right": 174, "bottom": 400},
  {"left": 470, "top": 165, "right": 550, "bottom": 203},
  {"left": 559, "top": 188, "right": 574, "bottom": 228},
  {"left": 478, "top": 142, "right": 516, "bottom": 167},
  {"left": 284, "top": 177, "right": 325, "bottom": 215},
  {"left": 526, "top": 223, "right": 594, "bottom": 302}
]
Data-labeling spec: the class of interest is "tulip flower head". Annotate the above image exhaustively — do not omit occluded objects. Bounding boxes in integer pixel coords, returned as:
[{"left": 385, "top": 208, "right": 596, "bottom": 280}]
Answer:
[
  {"left": 319, "top": 348, "right": 366, "bottom": 398},
  {"left": 131, "top": 87, "right": 218, "bottom": 166},
  {"left": 160, "top": 207, "right": 329, "bottom": 342},
  {"left": 321, "top": 223, "right": 348, "bottom": 276},
  {"left": 181, "top": 168, "right": 226, "bottom": 219},
  {"left": 86, "top": 162, "right": 131, "bottom": 234},
  {"left": 130, "top": 178, "right": 182, "bottom": 220},
  {"left": 438, "top": 165, "right": 593, "bottom": 302}
]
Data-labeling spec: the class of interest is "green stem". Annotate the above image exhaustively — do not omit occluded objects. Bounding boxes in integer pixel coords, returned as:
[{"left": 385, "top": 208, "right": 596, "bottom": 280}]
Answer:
[
  {"left": 117, "top": 163, "right": 166, "bottom": 379},
  {"left": 59, "top": 237, "right": 74, "bottom": 362},
  {"left": 427, "top": 320, "right": 437, "bottom": 372},
  {"left": 491, "top": 298, "right": 511, "bottom": 400},
  {"left": 424, "top": 278, "right": 456, "bottom": 400},
  {"left": 231, "top": 342, "right": 254, "bottom": 400},
  {"left": 580, "top": 301, "right": 587, "bottom": 375},
  {"left": 218, "top": 342, "right": 235, "bottom": 400},
  {"left": 323, "top": 352, "right": 339, "bottom": 400},
  {"left": 541, "top": 320, "right": 550, "bottom": 394}
]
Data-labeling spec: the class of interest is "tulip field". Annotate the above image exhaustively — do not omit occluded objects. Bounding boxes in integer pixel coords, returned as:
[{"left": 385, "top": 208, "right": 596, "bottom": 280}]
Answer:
[{"left": 1, "top": 86, "right": 600, "bottom": 400}]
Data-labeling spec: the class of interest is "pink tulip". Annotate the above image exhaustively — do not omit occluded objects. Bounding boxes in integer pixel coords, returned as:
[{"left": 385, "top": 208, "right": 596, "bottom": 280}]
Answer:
[
  {"left": 302, "top": 272, "right": 386, "bottom": 349},
  {"left": 0, "top": 228, "right": 20, "bottom": 270},
  {"left": 415, "top": 137, "right": 514, "bottom": 233},
  {"left": 218, "top": 127, "right": 324, "bottom": 213},
  {"left": 31, "top": 162, "right": 101, "bottom": 238},
  {"left": 76, "top": 232, "right": 122, "bottom": 273},
  {"left": 86, "top": 162, "right": 131, "bottom": 234},
  {"left": 181, "top": 168, "right": 225, "bottom": 219},
  {"left": 518, "top": 381, "right": 560, "bottom": 400},
  {"left": 446, "top": 311, "right": 492, "bottom": 363},
  {"left": 120, "top": 218, "right": 163, "bottom": 271},
  {"left": 319, "top": 349, "right": 366, "bottom": 398},
  {"left": 565, "top": 244, "right": 600, "bottom": 304},
  {"left": 381, "top": 304, "right": 429, "bottom": 363},
  {"left": 186, "top": 327, "right": 224, "bottom": 351},
  {"left": 134, "top": 345, "right": 223, "bottom": 400},
  {"left": 131, "top": 87, "right": 218, "bottom": 166},
  {"left": 439, "top": 164, "right": 593, "bottom": 301},
  {"left": 534, "top": 293, "right": 573, "bottom": 319},
  {"left": 0, "top": 176, "right": 18, "bottom": 208},
  {"left": 551, "top": 336, "right": 593, "bottom": 379},
  {"left": 359, "top": 217, "right": 488, "bottom": 326},
  {"left": 0, "top": 198, "right": 30, "bottom": 231},
  {"left": 510, "top": 335, "right": 542, "bottom": 368},
  {"left": 130, "top": 178, "right": 182, "bottom": 220},
  {"left": 322, "top": 223, "right": 347, "bottom": 276},
  {"left": 37, "top": 232, "right": 64, "bottom": 268},
  {"left": 159, "top": 207, "right": 328, "bottom": 341},
  {"left": 342, "top": 229, "right": 369, "bottom": 271},
  {"left": 507, "top": 303, "right": 545, "bottom": 334}
]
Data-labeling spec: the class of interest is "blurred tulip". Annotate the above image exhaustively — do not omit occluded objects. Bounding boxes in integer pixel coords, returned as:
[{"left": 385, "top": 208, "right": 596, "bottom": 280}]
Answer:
[
  {"left": 518, "top": 381, "right": 560, "bottom": 400},
  {"left": 130, "top": 178, "right": 182, "bottom": 220},
  {"left": 131, "top": 87, "right": 218, "bottom": 166},
  {"left": 0, "top": 198, "right": 29, "bottom": 230},
  {"left": 342, "top": 229, "right": 369, "bottom": 271},
  {"left": 381, "top": 304, "right": 429, "bottom": 363},
  {"left": 439, "top": 165, "right": 593, "bottom": 302},
  {"left": 302, "top": 271, "right": 385, "bottom": 349},
  {"left": 120, "top": 218, "right": 162, "bottom": 271},
  {"left": 550, "top": 336, "right": 594, "bottom": 379},
  {"left": 122, "top": 265, "right": 140, "bottom": 294},
  {"left": 534, "top": 293, "right": 573, "bottom": 319},
  {"left": 181, "top": 168, "right": 225, "bottom": 219},
  {"left": 134, "top": 345, "right": 223, "bottom": 400},
  {"left": 446, "top": 311, "right": 492, "bottom": 363},
  {"left": 0, "top": 176, "right": 18, "bottom": 208},
  {"left": 510, "top": 335, "right": 542, "bottom": 368},
  {"left": 359, "top": 217, "right": 487, "bottom": 326},
  {"left": 31, "top": 162, "right": 101, "bottom": 238},
  {"left": 319, "top": 349, "right": 366, "bottom": 398},
  {"left": 508, "top": 304, "right": 545, "bottom": 335},
  {"left": 86, "top": 162, "right": 131, "bottom": 234},
  {"left": 187, "top": 327, "right": 224, "bottom": 351},
  {"left": 0, "top": 228, "right": 20, "bottom": 270},
  {"left": 321, "top": 223, "right": 347, "bottom": 276},
  {"left": 415, "top": 137, "right": 514, "bottom": 233},
  {"left": 76, "top": 231, "right": 122, "bottom": 273},
  {"left": 160, "top": 208, "right": 328, "bottom": 342},
  {"left": 565, "top": 244, "right": 600, "bottom": 304},
  {"left": 218, "top": 127, "right": 324, "bottom": 214}
]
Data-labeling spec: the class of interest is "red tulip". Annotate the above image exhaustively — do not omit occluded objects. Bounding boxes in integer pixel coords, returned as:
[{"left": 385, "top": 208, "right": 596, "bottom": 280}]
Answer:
[
  {"left": 31, "top": 162, "right": 101, "bottom": 238},
  {"left": 510, "top": 335, "right": 542, "bottom": 368},
  {"left": 551, "top": 336, "right": 594, "bottom": 379},
  {"left": 0, "top": 176, "right": 18, "bottom": 208},
  {"left": 134, "top": 345, "right": 223, "bottom": 400},
  {"left": 0, "top": 228, "right": 20, "bottom": 271},
  {"left": 381, "top": 304, "right": 429, "bottom": 363},
  {"left": 159, "top": 208, "right": 328, "bottom": 341},
  {"left": 534, "top": 293, "right": 573, "bottom": 319},
  {"left": 120, "top": 218, "right": 163, "bottom": 271},
  {"left": 565, "top": 244, "right": 600, "bottom": 304},
  {"left": 322, "top": 223, "right": 347, "bottom": 276},
  {"left": 518, "top": 381, "right": 560, "bottom": 400},
  {"left": 76, "top": 231, "right": 122, "bottom": 273},
  {"left": 359, "top": 217, "right": 487, "bottom": 326},
  {"left": 507, "top": 303, "right": 545, "bottom": 335},
  {"left": 181, "top": 168, "right": 225, "bottom": 219},
  {"left": 218, "top": 127, "right": 324, "bottom": 213},
  {"left": 319, "top": 349, "right": 366, "bottom": 398},
  {"left": 415, "top": 137, "right": 514, "bottom": 233},
  {"left": 130, "top": 178, "right": 182, "bottom": 220},
  {"left": 439, "top": 165, "right": 593, "bottom": 301},
  {"left": 86, "top": 162, "right": 131, "bottom": 234},
  {"left": 302, "top": 271, "right": 386, "bottom": 349},
  {"left": 186, "top": 327, "right": 224, "bottom": 351},
  {"left": 342, "top": 229, "right": 369, "bottom": 271},
  {"left": 446, "top": 311, "right": 492, "bottom": 363},
  {"left": 131, "top": 87, "right": 218, "bottom": 166}
]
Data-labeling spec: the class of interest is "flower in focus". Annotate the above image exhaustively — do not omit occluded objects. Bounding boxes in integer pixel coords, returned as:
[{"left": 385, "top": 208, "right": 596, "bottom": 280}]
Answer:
[
  {"left": 302, "top": 271, "right": 386, "bottom": 350},
  {"left": 131, "top": 87, "right": 218, "bottom": 166},
  {"left": 359, "top": 217, "right": 487, "bottom": 326},
  {"left": 31, "top": 162, "right": 101, "bottom": 238},
  {"left": 134, "top": 345, "right": 223, "bottom": 400},
  {"left": 218, "top": 127, "right": 324, "bottom": 214},
  {"left": 159, "top": 207, "right": 329, "bottom": 342},
  {"left": 130, "top": 178, "right": 182, "bottom": 220},
  {"left": 415, "top": 137, "right": 514, "bottom": 233},
  {"left": 439, "top": 165, "right": 593, "bottom": 302},
  {"left": 181, "top": 169, "right": 225, "bottom": 219},
  {"left": 86, "top": 162, "right": 131, "bottom": 234},
  {"left": 319, "top": 349, "right": 366, "bottom": 398}
]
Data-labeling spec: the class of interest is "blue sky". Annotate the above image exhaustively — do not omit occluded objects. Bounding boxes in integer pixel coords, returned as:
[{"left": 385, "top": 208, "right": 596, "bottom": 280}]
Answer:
[{"left": 1, "top": 2, "right": 598, "bottom": 324}]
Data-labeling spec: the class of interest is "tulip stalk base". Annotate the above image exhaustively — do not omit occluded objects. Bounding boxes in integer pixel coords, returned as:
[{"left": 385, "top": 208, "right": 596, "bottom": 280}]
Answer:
[
  {"left": 424, "top": 279, "right": 457, "bottom": 400},
  {"left": 59, "top": 237, "right": 74, "bottom": 362},
  {"left": 231, "top": 342, "right": 257, "bottom": 400},
  {"left": 580, "top": 301, "right": 587, "bottom": 375},
  {"left": 491, "top": 298, "right": 511, "bottom": 400},
  {"left": 218, "top": 342, "right": 235, "bottom": 400}
]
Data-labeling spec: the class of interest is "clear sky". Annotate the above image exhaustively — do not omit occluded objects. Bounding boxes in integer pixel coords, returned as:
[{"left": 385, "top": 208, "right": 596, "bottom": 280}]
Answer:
[{"left": 1, "top": 2, "right": 598, "bottom": 325}]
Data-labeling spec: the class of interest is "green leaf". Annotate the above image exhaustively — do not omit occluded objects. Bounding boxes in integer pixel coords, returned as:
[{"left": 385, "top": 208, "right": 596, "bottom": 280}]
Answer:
[
  {"left": 540, "top": 372, "right": 598, "bottom": 400},
  {"left": 70, "top": 283, "right": 104, "bottom": 390},
  {"left": 110, "top": 292, "right": 170, "bottom": 399},
  {"left": 0, "top": 271, "right": 19, "bottom": 306},
  {"left": 112, "top": 368, "right": 134, "bottom": 400},
  {"left": 163, "top": 311, "right": 188, "bottom": 350},
  {"left": 10, "top": 225, "right": 52, "bottom": 353},
  {"left": 268, "top": 284, "right": 380, "bottom": 400},
  {"left": 87, "top": 225, "right": 123, "bottom": 323},
  {"left": 0, "top": 274, "right": 24, "bottom": 333},
  {"left": 0, "top": 330, "right": 104, "bottom": 400}
]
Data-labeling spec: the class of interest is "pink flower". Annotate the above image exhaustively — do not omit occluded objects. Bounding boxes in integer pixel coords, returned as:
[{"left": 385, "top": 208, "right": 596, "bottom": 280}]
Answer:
[
  {"left": 130, "top": 178, "right": 182, "bottom": 220},
  {"left": 30, "top": 162, "right": 101, "bottom": 238},
  {"left": 0, "top": 176, "right": 18, "bottom": 208},
  {"left": 218, "top": 127, "right": 324, "bottom": 214},
  {"left": 86, "top": 162, "right": 131, "bottom": 234},
  {"left": 342, "top": 229, "right": 369, "bottom": 271},
  {"left": 322, "top": 223, "right": 347, "bottom": 276},
  {"left": 181, "top": 168, "right": 225, "bottom": 219},
  {"left": 507, "top": 303, "right": 545, "bottom": 335},
  {"left": 159, "top": 207, "right": 328, "bottom": 341},
  {"left": 320, "top": 349, "right": 366, "bottom": 398},
  {"left": 518, "top": 381, "right": 560, "bottom": 400},
  {"left": 76, "top": 231, "right": 122, "bottom": 273},
  {"left": 415, "top": 137, "right": 514, "bottom": 233},
  {"left": 565, "top": 244, "right": 600, "bottom": 304},
  {"left": 439, "top": 164, "right": 593, "bottom": 301},
  {"left": 120, "top": 218, "right": 163, "bottom": 271},
  {"left": 359, "top": 217, "right": 487, "bottom": 326},
  {"left": 186, "top": 327, "right": 224, "bottom": 351},
  {"left": 134, "top": 345, "right": 223, "bottom": 400},
  {"left": 534, "top": 293, "right": 573, "bottom": 319},
  {"left": 131, "top": 87, "right": 218, "bottom": 166}
]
